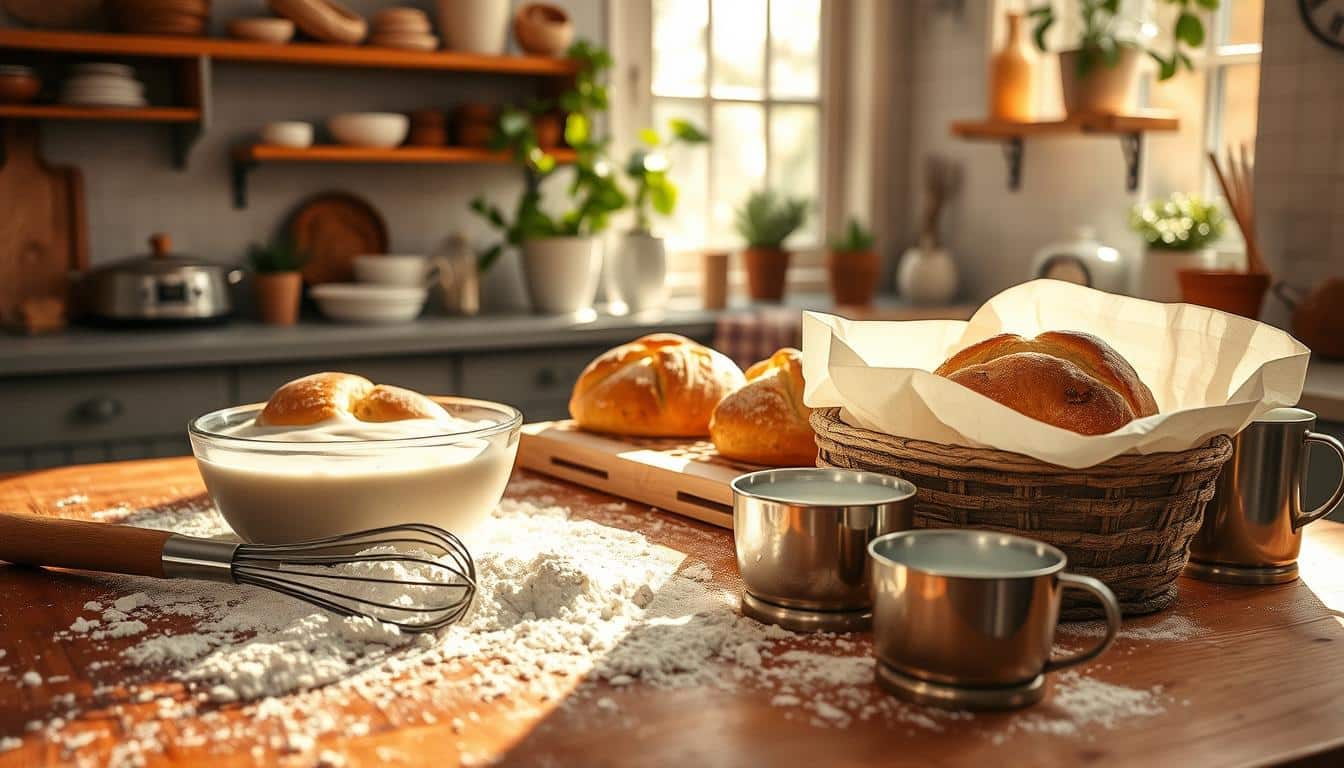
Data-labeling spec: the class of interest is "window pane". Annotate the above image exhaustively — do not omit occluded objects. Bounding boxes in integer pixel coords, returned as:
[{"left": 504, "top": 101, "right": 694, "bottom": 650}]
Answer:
[
  {"left": 653, "top": 100, "right": 710, "bottom": 251},
  {"left": 710, "top": 102, "right": 766, "bottom": 244},
  {"left": 1221, "top": 0, "right": 1263, "bottom": 46},
  {"left": 711, "top": 0, "right": 765, "bottom": 99},
  {"left": 653, "top": 0, "right": 707, "bottom": 98},
  {"left": 770, "top": 0, "right": 820, "bottom": 99},
  {"left": 769, "top": 105, "right": 820, "bottom": 244},
  {"left": 1216, "top": 63, "right": 1259, "bottom": 156}
]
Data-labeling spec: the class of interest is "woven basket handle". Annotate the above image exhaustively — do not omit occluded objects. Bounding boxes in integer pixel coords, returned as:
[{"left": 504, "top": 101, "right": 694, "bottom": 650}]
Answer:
[{"left": 1046, "top": 573, "right": 1121, "bottom": 673}]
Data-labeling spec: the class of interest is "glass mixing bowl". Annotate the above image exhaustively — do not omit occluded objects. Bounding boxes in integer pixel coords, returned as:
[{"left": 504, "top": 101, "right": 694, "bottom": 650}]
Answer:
[{"left": 188, "top": 397, "right": 522, "bottom": 543}]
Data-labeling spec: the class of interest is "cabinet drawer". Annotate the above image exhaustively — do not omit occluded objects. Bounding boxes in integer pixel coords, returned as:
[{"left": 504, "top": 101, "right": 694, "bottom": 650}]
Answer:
[
  {"left": 459, "top": 347, "right": 600, "bottom": 414},
  {"left": 0, "top": 369, "right": 231, "bottom": 450},
  {"left": 237, "top": 356, "right": 459, "bottom": 404}
]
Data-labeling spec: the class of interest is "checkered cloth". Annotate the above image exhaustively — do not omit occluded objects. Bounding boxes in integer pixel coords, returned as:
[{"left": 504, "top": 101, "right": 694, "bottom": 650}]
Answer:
[{"left": 713, "top": 307, "right": 804, "bottom": 369}]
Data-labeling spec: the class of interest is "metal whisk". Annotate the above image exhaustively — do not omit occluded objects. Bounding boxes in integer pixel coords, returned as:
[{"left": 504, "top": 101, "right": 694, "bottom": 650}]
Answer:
[{"left": 0, "top": 514, "right": 477, "bottom": 633}]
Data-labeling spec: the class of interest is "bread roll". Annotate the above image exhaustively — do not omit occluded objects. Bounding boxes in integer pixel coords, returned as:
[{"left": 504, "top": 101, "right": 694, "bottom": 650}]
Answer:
[
  {"left": 934, "top": 332, "right": 1157, "bottom": 436},
  {"left": 710, "top": 348, "right": 816, "bottom": 466},
  {"left": 257, "top": 372, "right": 444, "bottom": 426},
  {"left": 569, "top": 334, "right": 745, "bottom": 437}
]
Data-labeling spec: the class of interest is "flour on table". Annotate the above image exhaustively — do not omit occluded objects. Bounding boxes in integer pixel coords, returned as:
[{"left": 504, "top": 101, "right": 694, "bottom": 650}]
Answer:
[{"left": 4, "top": 496, "right": 1170, "bottom": 763}]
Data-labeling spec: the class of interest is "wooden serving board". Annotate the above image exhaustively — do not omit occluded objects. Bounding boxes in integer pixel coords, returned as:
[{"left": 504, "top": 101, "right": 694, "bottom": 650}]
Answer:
[{"left": 518, "top": 421, "right": 766, "bottom": 529}]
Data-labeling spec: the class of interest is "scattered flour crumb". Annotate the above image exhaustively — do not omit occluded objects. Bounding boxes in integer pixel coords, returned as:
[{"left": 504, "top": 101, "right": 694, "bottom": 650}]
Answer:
[
  {"left": 54, "top": 494, "right": 88, "bottom": 508},
  {"left": 0, "top": 737, "right": 20, "bottom": 752},
  {"left": 70, "top": 617, "right": 99, "bottom": 634},
  {"left": 113, "top": 593, "right": 151, "bottom": 613},
  {"left": 21, "top": 671, "right": 41, "bottom": 687}
]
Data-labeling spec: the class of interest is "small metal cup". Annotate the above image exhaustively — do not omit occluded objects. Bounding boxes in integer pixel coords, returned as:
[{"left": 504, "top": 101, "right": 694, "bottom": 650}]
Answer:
[
  {"left": 732, "top": 468, "right": 916, "bottom": 632},
  {"left": 1187, "top": 407, "right": 1344, "bottom": 584},
  {"left": 868, "top": 529, "right": 1120, "bottom": 709}
]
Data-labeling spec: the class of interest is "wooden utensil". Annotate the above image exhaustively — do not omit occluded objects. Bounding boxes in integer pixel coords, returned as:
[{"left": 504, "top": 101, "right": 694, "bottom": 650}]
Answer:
[
  {"left": 0, "top": 122, "right": 87, "bottom": 327},
  {"left": 286, "top": 191, "right": 388, "bottom": 285},
  {"left": 1208, "top": 144, "right": 1267, "bottom": 276}
]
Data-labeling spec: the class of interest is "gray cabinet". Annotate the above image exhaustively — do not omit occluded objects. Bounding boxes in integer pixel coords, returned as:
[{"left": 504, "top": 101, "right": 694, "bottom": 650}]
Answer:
[{"left": 459, "top": 347, "right": 602, "bottom": 422}]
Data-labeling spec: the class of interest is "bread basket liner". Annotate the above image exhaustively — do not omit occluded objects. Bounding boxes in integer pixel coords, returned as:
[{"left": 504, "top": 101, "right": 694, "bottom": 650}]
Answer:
[{"left": 802, "top": 280, "right": 1310, "bottom": 469}]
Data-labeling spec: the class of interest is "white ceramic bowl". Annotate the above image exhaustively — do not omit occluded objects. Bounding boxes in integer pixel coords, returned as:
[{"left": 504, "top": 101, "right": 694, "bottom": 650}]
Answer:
[
  {"left": 188, "top": 397, "right": 523, "bottom": 543},
  {"left": 261, "top": 121, "right": 314, "bottom": 148},
  {"left": 353, "top": 254, "right": 431, "bottom": 287},
  {"left": 327, "top": 112, "right": 409, "bottom": 149},
  {"left": 310, "top": 283, "right": 427, "bottom": 323}
]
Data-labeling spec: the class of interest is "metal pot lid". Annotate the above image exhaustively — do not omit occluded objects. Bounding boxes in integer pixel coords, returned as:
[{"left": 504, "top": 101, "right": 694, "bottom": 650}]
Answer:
[{"left": 94, "top": 234, "right": 229, "bottom": 275}]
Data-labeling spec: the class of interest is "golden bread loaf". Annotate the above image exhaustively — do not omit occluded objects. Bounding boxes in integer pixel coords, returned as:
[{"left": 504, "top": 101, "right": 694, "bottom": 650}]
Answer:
[
  {"left": 569, "top": 334, "right": 745, "bottom": 437},
  {"left": 934, "top": 332, "right": 1158, "bottom": 435},
  {"left": 256, "top": 372, "right": 444, "bottom": 426},
  {"left": 710, "top": 348, "right": 816, "bottom": 466}
]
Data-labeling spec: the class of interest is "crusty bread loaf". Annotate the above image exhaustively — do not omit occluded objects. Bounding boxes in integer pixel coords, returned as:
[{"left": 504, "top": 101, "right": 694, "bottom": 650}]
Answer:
[
  {"left": 256, "top": 372, "right": 443, "bottom": 426},
  {"left": 934, "top": 332, "right": 1158, "bottom": 435},
  {"left": 569, "top": 334, "right": 745, "bottom": 437},
  {"left": 710, "top": 348, "right": 816, "bottom": 466}
]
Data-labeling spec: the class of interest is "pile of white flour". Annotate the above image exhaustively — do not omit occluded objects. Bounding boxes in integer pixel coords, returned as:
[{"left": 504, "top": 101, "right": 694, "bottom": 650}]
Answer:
[{"left": 1, "top": 493, "right": 1173, "bottom": 765}]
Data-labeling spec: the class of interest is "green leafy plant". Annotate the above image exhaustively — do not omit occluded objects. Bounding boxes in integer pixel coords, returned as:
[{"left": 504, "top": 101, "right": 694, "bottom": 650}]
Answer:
[
  {"left": 470, "top": 40, "right": 627, "bottom": 272},
  {"left": 1129, "top": 193, "right": 1226, "bottom": 250},
  {"left": 1028, "top": 0, "right": 1220, "bottom": 81},
  {"left": 829, "top": 218, "right": 876, "bottom": 253},
  {"left": 734, "top": 189, "right": 809, "bottom": 249},
  {"left": 624, "top": 119, "right": 708, "bottom": 232},
  {"left": 247, "top": 239, "right": 307, "bottom": 273}
]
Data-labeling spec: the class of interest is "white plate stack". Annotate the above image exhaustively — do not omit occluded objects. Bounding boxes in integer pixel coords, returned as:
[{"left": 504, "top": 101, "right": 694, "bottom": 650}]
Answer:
[{"left": 59, "top": 63, "right": 148, "bottom": 108}]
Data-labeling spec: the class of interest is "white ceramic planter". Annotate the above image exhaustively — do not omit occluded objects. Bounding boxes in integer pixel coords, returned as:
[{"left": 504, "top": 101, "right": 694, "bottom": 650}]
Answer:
[
  {"left": 1131, "top": 246, "right": 1215, "bottom": 303},
  {"left": 1059, "top": 46, "right": 1141, "bottom": 117},
  {"left": 610, "top": 231, "right": 668, "bottom": 312},
  {"left": 521, "top": 236, "right": 603, "bottom": 314},
  {"left": 897, "top": 246, "right": 958, "bottom": 305},
  {"left": 437, "top": 0, "right": 509, "bottom": 54}
]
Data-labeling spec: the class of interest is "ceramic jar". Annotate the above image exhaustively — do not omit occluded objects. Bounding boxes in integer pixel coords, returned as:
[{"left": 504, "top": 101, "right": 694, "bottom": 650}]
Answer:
[
  {"left": 521, "top": 236, "right": 602, "bottom": 314},
  {"left": 1029, "top": 226, "right": 1128, "bottom": 294},
  {"left": 0, "top": 65, "right": 40, "bottom": 104},
  {"left": 610, "top": 231, "right": 669, "bottom": 312},
  {"left": 989, "top": 12, "right": 1034, "bottom": 122},
  {"left": 513, "top": 2, "right": 573, "bottom": 57},
  {"left": 438, "top": 0, "right": 510, "bottom": 54},
  {"left": 897, "top": 241, "right": 958, "bottom": 305}
]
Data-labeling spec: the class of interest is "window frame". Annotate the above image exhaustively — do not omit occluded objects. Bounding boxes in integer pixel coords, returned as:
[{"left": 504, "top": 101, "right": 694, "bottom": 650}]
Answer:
[
  {"left": 611, "top": 0, "right": 835, "bottom": 295},
  {"left": 1198, "top": 1, "right": 1262, "bottom": 250}
]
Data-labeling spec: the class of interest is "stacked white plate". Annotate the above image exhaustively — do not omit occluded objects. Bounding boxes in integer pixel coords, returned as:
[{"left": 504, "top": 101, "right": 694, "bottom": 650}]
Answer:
[{"left": 59, "top": 63, "right": 147, "bottom": 108}]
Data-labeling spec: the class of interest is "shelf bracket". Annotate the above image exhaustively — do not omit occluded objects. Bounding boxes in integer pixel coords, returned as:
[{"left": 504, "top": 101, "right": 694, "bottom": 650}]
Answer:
[
  {"left": 1002, "top": 137, "right": 1024, "bottom": 190},
  {"left": 170, "top": 123, "right": 200, "bottom": 169},
  {"left": 231, "top": 157, "right": 256, "bottom": 209},
  {"left": 1119, "top": 132, "right": 1142, "bottom": 192}
]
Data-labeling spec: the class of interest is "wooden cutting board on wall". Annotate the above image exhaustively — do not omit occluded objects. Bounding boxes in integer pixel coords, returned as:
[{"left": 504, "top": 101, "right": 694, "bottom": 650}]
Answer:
[
  {"left": 518, "top": 421, "right": 767, "bottom": 529},
  {"left": 0, "top": 121, "right": 88, "bottom": 325}
]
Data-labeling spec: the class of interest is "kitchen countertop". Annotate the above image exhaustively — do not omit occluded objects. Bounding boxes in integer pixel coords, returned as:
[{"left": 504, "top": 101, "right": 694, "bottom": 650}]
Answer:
[
  {"left": 0, "top": 296, "right": 974, "bottom": 378},
  {"left": 2, "top": 459, "right": 1343, "bottom": 766}
]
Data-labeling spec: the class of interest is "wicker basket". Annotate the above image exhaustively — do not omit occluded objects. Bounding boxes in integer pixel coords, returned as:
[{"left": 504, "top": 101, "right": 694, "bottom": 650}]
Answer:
[{"left": 812, "top": 408, "right": 1233, "bottom": 619}]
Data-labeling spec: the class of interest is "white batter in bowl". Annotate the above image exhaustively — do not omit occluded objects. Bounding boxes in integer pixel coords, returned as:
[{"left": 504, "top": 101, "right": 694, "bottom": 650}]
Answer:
[{"left": 188, "top": 397, "right": 522, "bottom": 544}]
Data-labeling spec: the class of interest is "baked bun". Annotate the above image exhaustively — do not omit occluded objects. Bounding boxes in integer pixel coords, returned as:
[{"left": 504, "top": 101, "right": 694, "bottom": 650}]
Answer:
[
  {"left": 710, "top": 348, "right": 816, "bottom": 466},
  {"left": 256, "top": 372, "right": 444, "bottom": 426},
  {"left": 569, "top": 334, "right": 745, "bottom": 437},
  {"left": 934, "top": 332, "right": 1158, "bottom": 436}
]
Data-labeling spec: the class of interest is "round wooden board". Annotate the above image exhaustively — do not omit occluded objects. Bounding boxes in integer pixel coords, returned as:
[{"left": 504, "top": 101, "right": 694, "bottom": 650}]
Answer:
[{"left": 285, "top": 191, "right": 388, "bottom": 285}]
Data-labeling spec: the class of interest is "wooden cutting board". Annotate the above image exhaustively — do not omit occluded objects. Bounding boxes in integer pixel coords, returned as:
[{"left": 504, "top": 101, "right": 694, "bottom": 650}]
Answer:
[
  {"left": 0, "top": 122, "right": 88, "bottom": 326},
  {"left": 286, "top": 191, "right": 388, "bottom": 285},
  {"left": 518, "top": 421, "right": 768, "bottom": 529}
]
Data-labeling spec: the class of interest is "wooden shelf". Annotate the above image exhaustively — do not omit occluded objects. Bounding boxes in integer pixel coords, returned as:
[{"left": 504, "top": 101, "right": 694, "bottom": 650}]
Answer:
[
  {"left": 0, "top": 104, "right": 201, "bottom": 122},
  {"left": 0, "top": 29, "right": 578, "bottom": 76},
  {"left": 950, "top": 112, "right": 1180, "bottom": 191},
  {"left": 230, "top": 144, "right": 578, "bottom": 208}
]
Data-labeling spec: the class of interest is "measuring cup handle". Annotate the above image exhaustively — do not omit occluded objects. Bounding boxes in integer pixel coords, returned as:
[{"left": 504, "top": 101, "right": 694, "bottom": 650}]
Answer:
[
  {"left": 1044, "top": 573, "right": 1121, "bottom": 673},
  {"left": 1294, "top": 431, "right": 1344, "bottom": 530}
]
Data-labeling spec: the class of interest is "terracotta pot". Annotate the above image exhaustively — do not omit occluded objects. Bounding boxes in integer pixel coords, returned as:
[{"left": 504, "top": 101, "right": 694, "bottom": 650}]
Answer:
[
  {"left": 826, "top": 249, "right": 880, "bottom": 306},
  {"left": 1177, "top": 270, "right": 1270, "bottom": 320},
  {"left": 254, "top": 271, "right": 303, "bottom": 326},
  {"left": 742, "top": 247, "right": 790, "bottom": 302},
  {"left": 453, "top": 103, "right": 496, "bottom": 147},
  {"left": 534, "top": 111, "right": 563, "bottom": 148},
  {"left": 513, "top": 2, "right": 573, "bottom": 57},
  {"left": 701, "top": 250, "right": 729, "bottom": 310},
  {"left": 0, "top": 66, "right": 40, "bottom": 104},
  {"left": 1059, "top": 45, "right": 1140, "bottom": 117},
  {"left": 1278, "top": 279, "right": 1344, "bottom": 359}
]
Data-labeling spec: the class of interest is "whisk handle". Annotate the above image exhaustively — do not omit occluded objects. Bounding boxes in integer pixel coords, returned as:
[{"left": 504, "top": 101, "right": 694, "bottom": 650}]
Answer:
[{"left": 0, "top": 512, "right": 171, "bottom": 578}]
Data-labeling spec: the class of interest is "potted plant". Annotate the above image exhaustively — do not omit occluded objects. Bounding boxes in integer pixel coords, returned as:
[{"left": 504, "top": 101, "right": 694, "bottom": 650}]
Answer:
[
  {"left": 470, "top": 41, "right": 627, "bottom": 314},
  {"left": 1028, "top": 0, "right": 1219, "bottom": 116},
  {"left": 612, "top": 118, "right": 709, "bottom": 312},
  {"left": 248, "top": 239, "right": 306, "bottom": 326},
  {"left": 734, "top": 189, "right": 809, "bottom": 303},
  {"left": 1128, "top": 193, "right": 1226, "bottom": 302},
  {"left": 826, "top": 218, "right": 879, "bottom": 307}
]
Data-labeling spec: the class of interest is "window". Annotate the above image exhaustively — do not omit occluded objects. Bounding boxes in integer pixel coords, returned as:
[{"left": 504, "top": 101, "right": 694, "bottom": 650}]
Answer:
[
  {"left": 647, "top": 0, "right": 825, "bottom": 257},
  {"left": 1202, "top": 0, "right": 1262, "bottom": 195}
]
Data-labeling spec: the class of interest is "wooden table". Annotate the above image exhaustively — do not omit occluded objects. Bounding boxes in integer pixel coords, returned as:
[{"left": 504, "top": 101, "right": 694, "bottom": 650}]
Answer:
[{"left": 1, "top": 458, "right": 1343, "bottom": 767}]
